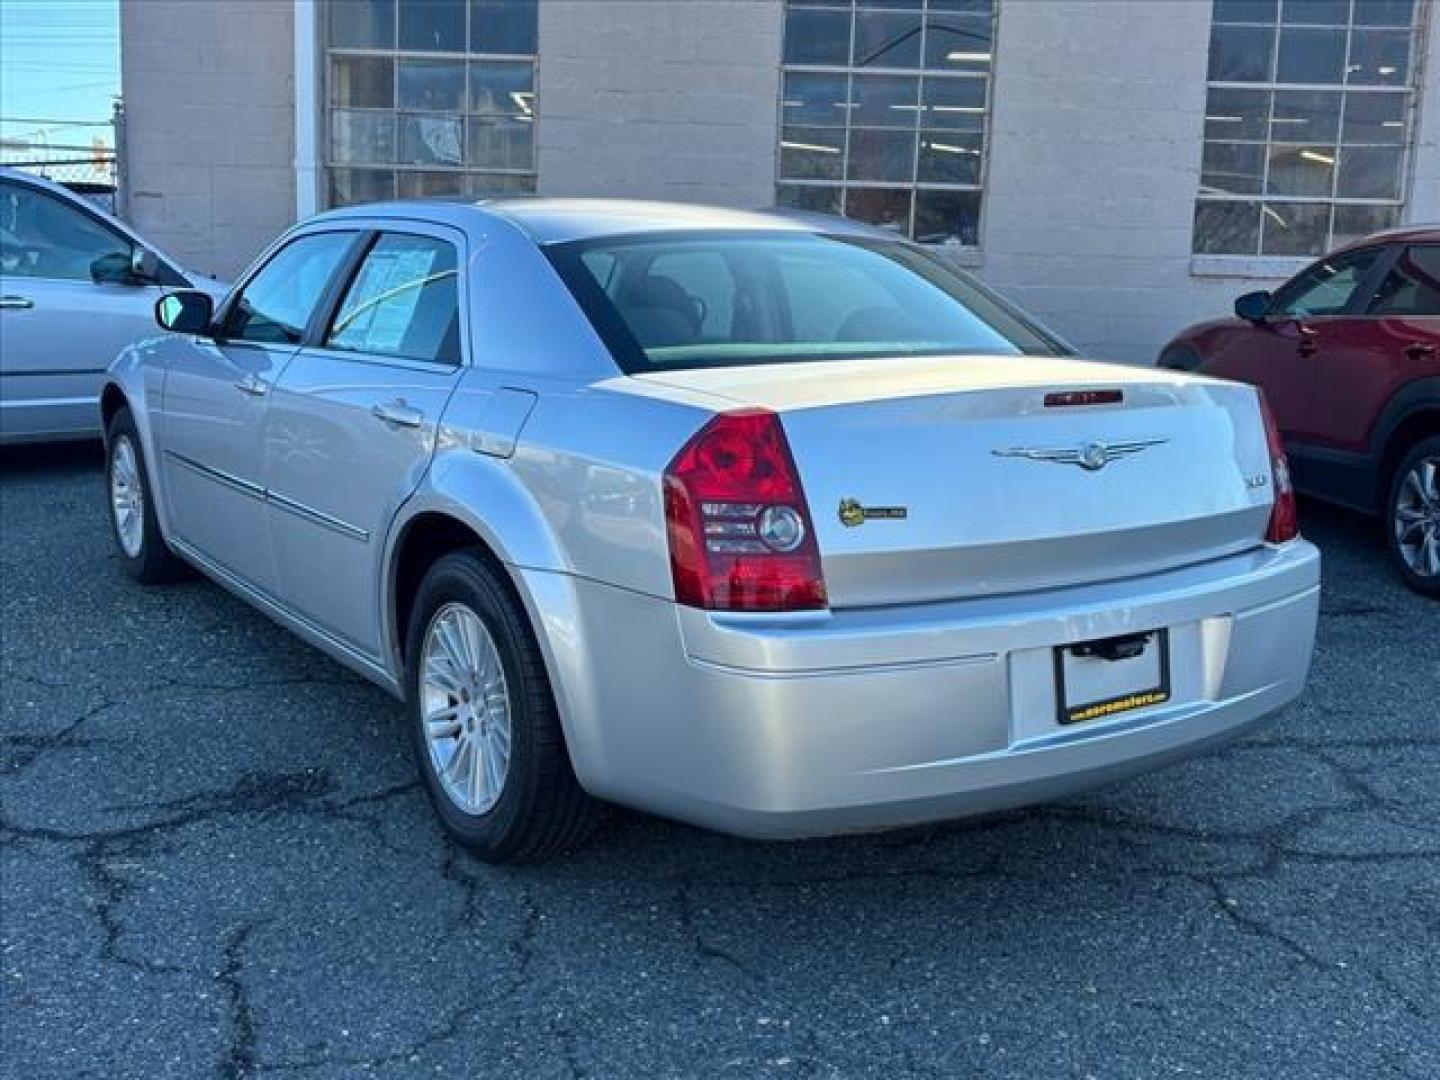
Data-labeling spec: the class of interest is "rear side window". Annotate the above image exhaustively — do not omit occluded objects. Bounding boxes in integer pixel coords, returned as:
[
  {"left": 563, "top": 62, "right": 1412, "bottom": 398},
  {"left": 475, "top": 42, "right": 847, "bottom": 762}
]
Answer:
[
  {"left": 0, "top": 180, "right": 130, "bottom": 282},
  {"left": 1368, "top": 245, "right": 1440, "bottom": 317},
  {"left": 325, "top": 233, "right": 460, "bottom": 364},
  {"left": 224, "top": 231, "right": 357, "bottom": 344},
  {"left": 1270, "top": 247, "right": 1382, "bottom": 319},
  {"left": 546, "top": 231, "right": 1064, "bottom": 373}
]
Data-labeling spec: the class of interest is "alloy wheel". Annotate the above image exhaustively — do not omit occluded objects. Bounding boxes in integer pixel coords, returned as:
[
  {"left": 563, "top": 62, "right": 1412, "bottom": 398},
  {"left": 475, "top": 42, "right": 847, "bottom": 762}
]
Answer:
[
  {"left": 1394, "top": 455, "right": 1440, "bottom": 580},
  {"left": 110, "top": 435, "right": 145, "bottom": 558},
  {"left": 420, "top": 602, "right": 512, "bottom": 815}
]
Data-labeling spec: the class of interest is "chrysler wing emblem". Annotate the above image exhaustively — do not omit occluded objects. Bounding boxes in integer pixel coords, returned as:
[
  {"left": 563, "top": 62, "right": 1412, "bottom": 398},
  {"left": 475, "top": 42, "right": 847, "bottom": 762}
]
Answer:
[{"left": 992, "top": 438, "right": 1168, "bottom": 471}]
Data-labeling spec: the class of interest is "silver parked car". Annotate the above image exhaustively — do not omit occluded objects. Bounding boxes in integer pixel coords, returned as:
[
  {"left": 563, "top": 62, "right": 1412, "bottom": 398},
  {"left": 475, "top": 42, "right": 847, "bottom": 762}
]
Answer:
[
  {"left": 0, "top": 168, "right": 225, "bottom": 444},
  {"left": 100, "top": 199, "right": 1321, "bottom": 862}
]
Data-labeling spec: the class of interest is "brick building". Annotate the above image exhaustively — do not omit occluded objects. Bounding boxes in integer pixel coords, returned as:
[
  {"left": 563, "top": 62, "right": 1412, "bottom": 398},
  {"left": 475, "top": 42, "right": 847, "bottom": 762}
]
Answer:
[{"left": 120, "top": 0, "right": 1440, "bottom": 362}]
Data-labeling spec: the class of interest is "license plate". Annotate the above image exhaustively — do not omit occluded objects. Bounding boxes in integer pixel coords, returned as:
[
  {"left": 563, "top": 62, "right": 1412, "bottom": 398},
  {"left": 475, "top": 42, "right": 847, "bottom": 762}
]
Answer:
[{"left": 1054, "top": 629, "right": 1171, "bottom": 726}]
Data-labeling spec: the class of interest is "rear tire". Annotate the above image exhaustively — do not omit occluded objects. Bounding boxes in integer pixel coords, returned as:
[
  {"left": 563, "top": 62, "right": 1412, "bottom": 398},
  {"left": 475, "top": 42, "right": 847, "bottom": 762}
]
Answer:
[
  {"left": 1385, "top": 435, "right": 1440, "bottom": 598},
  {"left": 404, "top": 550, "right": 601, "bottom": 863},
  {"left": 105, "top": 406, "right": 185, "bottom": 585}
]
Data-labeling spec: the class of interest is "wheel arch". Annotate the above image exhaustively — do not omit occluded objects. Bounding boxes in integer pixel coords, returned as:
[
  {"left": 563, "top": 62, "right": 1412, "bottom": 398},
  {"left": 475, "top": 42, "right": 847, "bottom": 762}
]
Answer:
[{"left": 1373, "top": 378, "right": 1440, "bottom": 512}]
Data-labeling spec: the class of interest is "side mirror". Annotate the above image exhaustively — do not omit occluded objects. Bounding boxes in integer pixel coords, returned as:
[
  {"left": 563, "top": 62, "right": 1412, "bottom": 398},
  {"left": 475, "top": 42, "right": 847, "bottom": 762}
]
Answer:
[
  {"left": 1234, "top": 290, "right": 1273, "bottom": 324},
  {"left": 131, "top": 246, "right": 160, "bottom": 284},
  {"left": 156, "top": 290, "right": 214, "bottom": 335}
]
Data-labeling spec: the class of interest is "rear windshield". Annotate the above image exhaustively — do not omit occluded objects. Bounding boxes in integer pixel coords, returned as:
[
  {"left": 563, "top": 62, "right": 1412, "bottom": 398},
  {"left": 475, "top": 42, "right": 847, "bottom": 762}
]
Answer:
[{"left": 544, "top": 231, "right": 1067, "bottom": 373}]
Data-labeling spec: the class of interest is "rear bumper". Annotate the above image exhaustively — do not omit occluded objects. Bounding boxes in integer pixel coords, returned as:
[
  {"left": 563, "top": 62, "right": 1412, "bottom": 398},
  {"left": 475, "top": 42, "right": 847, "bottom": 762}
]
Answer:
[{"left": 527, "top": 540, "right": 1320, "bottom": 839}]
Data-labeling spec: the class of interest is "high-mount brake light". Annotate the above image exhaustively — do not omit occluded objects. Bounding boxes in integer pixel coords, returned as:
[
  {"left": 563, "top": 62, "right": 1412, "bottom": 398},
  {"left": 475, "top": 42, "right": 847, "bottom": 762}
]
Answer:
[
  {"left": 1258, "top": 392, "right": 1299, "bottom": 544},
  {"left": 663, "top": 410, "right": 827, "bottom": 611}
]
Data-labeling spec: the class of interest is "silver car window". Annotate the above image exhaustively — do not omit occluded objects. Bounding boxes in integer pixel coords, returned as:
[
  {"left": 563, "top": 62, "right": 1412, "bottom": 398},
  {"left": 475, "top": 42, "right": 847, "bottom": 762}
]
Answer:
[
  {"left": 324, "top": 232, "right": 460, "bottom": 364},
  {"left": 223, "top": 231, "right": 358, "bottom": 345},
  {"left": 0, "top": 180, "right": 130, "bottom": 282}
]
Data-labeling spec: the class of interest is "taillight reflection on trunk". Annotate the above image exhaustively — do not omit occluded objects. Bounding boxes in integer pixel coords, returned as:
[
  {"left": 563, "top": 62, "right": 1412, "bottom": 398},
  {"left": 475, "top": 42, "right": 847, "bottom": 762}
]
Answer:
[
  {"left": 663, "top": 409, "right": 827, "bottom": 611},
  {"left": 1259, "top": 392, "right": 1299, "bottom": 544}
]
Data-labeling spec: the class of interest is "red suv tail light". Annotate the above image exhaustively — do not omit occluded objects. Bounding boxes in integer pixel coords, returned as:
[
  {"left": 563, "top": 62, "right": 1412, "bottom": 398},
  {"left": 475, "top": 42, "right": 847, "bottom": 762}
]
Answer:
[
  {"left": 663, "top": 409, "right": 827, "bottom": 611},
  {"left": 1259, "top": 392, "right": 1299, "bottom": 544}
]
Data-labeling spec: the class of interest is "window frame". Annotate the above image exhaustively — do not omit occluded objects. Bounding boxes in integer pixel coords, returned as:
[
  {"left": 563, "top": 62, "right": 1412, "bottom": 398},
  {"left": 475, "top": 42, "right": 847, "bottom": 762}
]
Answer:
[
  {"left": 314, "top": 226, "right": 468, "bottom": 369},
  {"left": 0, "top": 176, "right": 188, "bottom": 288},
  {"left": 322, "top": 0, "right": 539, "bottom": 208},
  {"left": 774, "top": 0, "right": 999, "bottom": 247},
  {"left": 1364, "top": 242, "right": 1440, "bottom": 317},
  {"left": 1194, "top": 0, "right": 1427, "bottom": 257},
  {"left": 1268, "top": 242, "right": 1396, "bottom": 319},
  {"left": 214, "top": 227, "right": 369, "bottom": 347}
]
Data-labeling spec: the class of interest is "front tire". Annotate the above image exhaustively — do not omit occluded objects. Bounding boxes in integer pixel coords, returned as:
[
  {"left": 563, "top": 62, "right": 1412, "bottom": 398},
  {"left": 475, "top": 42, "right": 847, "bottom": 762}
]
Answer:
[
  {"left": 404, "top": 550, "right": 601, "bottom": 863},
  {"left": 106, "top": 406, "right": 184, "bottom": 585},
  {"left": 1385, "top": 435, "right": 1440, "bottom": 598}
]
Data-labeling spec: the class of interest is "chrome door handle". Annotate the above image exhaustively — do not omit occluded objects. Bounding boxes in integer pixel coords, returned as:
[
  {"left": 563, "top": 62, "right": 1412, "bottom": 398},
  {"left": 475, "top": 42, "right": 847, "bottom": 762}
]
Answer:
[
  {"left": 372, "top": 399, "right": 424, "bottom": 428},
  {"left": 234, "top": 373, "right": 269, "bottom": 396},
  {"left": 1404, "top": 342, "right": 1436, "bottom": 361},
  {"left": 0, "top": 295, "right": 34, "bottom": 310}
]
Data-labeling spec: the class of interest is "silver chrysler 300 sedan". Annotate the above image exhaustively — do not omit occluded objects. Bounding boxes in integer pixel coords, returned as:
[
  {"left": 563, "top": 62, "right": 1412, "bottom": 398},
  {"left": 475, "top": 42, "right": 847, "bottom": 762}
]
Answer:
[{"left": 100, "top": 199, "right": 1321, "bottom": 862}]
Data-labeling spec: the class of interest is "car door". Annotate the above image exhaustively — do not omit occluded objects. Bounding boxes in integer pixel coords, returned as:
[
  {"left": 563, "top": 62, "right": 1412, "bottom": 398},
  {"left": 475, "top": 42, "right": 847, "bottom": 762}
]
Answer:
[
  {"left": 1204, "top": 246, "right": 1386, "bottom": 442},
  {"left": 1310, "top": 243, "right": 1440, "bottom": 452},
  {"left": 0, "top": 177, "right": 182, "bottom": 441},
  {"left": 160, "top": 229, "right": 362, "bottom": 593},
  {"left": 261, "top": 225, "right": 467, "bottom": 657}
]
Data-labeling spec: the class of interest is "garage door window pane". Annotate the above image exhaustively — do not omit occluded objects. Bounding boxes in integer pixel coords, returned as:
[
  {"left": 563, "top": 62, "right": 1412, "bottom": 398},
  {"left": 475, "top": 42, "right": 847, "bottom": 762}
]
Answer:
[
  {"left": 1209, "top": 25, "right": 1275, "bottom": 81},
  {"left": 331, "top": 111, "right": 396, "bottom": 165},
  {"left": 1331, "top": 203, "right": 1397, "bottom": 246},
  {"left": 471, "top": 0, "right": 536, "bottom": 55},
  {"left": 1277, "top": 27, "right": 1346, "bottom": 82},
  {"left": 330, "top": 0, "right": 394, "bottom": 48},
  {"left": 331, "top": 56, "right": 394, "bottom": 109},
  {"left": 914, "top": 189, "right": 981, "bottom": 245},
  {"left": 466, "top": 118, "right": 533, "bottom": 170},
  {"left": 470, "top": 61, "right": 533, "bottom": 116},
  {"left": 400, "top": 114, "right": 464, "bottom": 165},
  {"left": 398, "top": 60, "right": 465, "bottom": 111},
  {"left": 776, "top": 184, "right": 843, "bottom": 215},
  {"left": 1281, "top": 0, "right": 1347, "bottom": 24},
  {"left": 853, "top": 10, "right": 922, "bottom": 68},
  {"left": 783, "top": 7, "right": 850, "bottom": 66},
  {"left": 400, "top": 0, "right": 465, "bottom": 52},
  {"left": 847, "top": 129, "right": 916, "bottom": 182},
  {"left": 844, "top": 187, "right": 912, "bottom": 235},
  {"left": 1271, "top": 89, "right": 1340, "bottom": 142},
  {"left": 1347, "top": 30, "right": 1410, "bottom": 86},
  {"left": 1202, "top": 142, "right": 1265, "bottom": 196},
  {"left": 782, "top": 72, "right": 851, "bottom": 128},
  {"left": 1336, "top": 145, "right": 1403, "bottom": 199},
  {"left": 924, "top": 15, "right": 993, "bottom": 72},
  {"left": 781, "top": 127, "right": 845, "bottom": 181},
  {"left": 1355, "top": 0, "right": 1414, "bottom": 28},
  {"left": 1266, "top": 145, "right": 1335, "bottom": 196},
  {"left": 1261, "top": 201, "right": 1329, "bottom": 255},
  {"left": 918, "top": 132, "right": 982, "bottom": 185},
  {"left": 1341, "top": 92, "right": 1408, "bottom": 145},
  {"left": 1194, "top": 200, "right": 1261, "bottom": 255},
  {"left": 1205, "top": 88, "right": 1269, "bottom": 141},
  {"left": 851, "top": 75, "right": 919, "bottom": 126},
  {"left": 328, "top": 168, "right": 395, "bottom": 207},
  {"left": 921, "top": 76, "right": 985, "bottom": 131}
]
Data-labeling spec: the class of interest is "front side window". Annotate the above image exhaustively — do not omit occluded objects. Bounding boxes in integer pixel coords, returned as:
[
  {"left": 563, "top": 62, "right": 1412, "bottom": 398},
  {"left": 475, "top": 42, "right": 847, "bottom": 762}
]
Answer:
[
  {"left": 223, "top": 231, "right": 358, "bottom": 345},
  {"left": 1368, "top": 244, "right": 1440, "bottom": 316},
  {"left": 0, "top": 180, "right": 130, "bottom": 282},
  {"left": 546, "top": 231, "right": 1064, "bottom": 373},
  {"left": 325, "top": 0, "right": 538, "bottom": 206},
  {"left": 776, "top": 0, "right": 996, "bottom": 245},
  {"left": 1195, "top": 0, "right": 1425, "bottom": 256},
  {"left": 1270, "top": 245, "right": 1382, "bottom": 317},
  {"left": 326, "top": 233, "right": 461, "bottom": 363}
]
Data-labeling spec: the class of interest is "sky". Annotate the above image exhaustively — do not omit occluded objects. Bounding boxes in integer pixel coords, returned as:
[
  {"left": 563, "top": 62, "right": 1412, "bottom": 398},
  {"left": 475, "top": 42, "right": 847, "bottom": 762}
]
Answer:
[{"left": 0, "top": 0, "right": 120, "bottom": 152}]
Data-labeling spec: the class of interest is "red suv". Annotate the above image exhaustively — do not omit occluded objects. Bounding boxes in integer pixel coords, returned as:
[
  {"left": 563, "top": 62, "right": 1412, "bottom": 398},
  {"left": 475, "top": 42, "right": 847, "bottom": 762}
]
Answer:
[{"left": 1160, "top": 227, "right": 1439, "bottom": 596}]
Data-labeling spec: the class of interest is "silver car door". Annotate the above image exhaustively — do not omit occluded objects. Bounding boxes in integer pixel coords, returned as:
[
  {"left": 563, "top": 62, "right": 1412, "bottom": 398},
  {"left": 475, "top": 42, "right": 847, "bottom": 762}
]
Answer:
[
  {"left": 161, "top": 229, "right": 362, "bottom": 593},
  {"left": 262, "top": 226, "right": 467, "bottom": 657},
  {"left": 0, "top": 178, "right": 174, "bottom": 441}
]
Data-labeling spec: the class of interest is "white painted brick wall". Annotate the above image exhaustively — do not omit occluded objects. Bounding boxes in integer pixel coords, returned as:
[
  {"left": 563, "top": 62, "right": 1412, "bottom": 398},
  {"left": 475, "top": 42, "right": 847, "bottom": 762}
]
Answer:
[
  {"left": 535, "top": 1, "right": 783, "bottom": 208},
  {"left": 121, "top": 0, "right": 296, "bottom": 278}
]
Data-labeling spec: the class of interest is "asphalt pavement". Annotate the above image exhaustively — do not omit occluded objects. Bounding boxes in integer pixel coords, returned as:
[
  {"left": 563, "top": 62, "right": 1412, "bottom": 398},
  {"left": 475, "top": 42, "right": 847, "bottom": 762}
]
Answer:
[{"left": 2, "top": 443, "right": 1436, "bottom": 1079}]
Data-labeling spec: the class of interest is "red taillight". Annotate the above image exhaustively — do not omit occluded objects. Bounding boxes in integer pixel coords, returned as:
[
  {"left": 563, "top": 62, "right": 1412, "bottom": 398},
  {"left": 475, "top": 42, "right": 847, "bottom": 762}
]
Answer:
[
  {"left": 664, "top": 409, "right": 827, "bottom": 611},
  {"left": 1259, "top": 392, "right": 1299, "bottom": 544}
]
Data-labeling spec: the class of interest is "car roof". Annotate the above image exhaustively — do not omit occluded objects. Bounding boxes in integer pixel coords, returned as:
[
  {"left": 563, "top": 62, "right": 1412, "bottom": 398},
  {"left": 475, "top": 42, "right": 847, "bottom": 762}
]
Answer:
[
  {"left": 1332, "top": 222, "right": 1440, "bottom": 255},
  {"left": 314, "top": 196, "right": 900, "bottom": 245}
]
